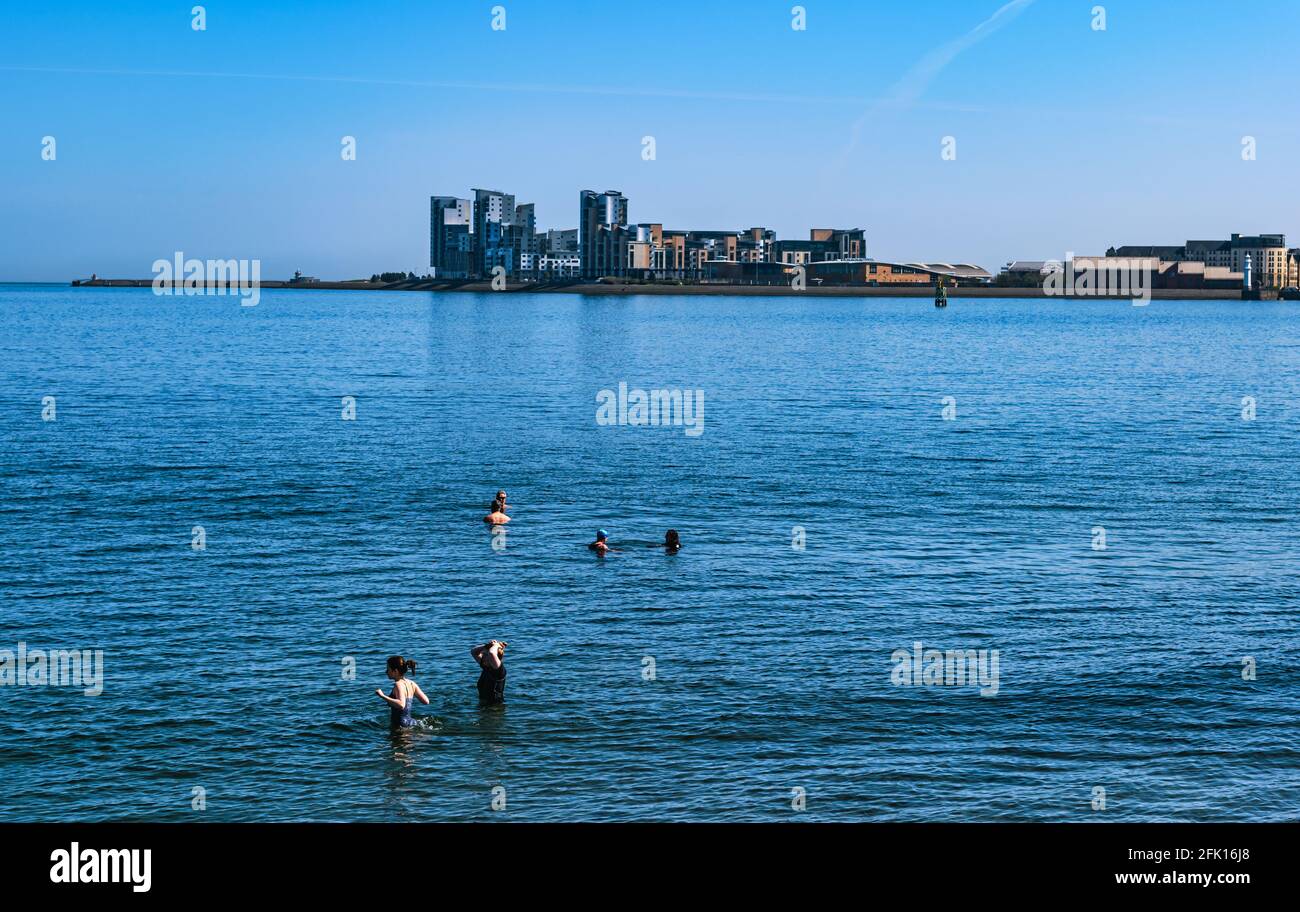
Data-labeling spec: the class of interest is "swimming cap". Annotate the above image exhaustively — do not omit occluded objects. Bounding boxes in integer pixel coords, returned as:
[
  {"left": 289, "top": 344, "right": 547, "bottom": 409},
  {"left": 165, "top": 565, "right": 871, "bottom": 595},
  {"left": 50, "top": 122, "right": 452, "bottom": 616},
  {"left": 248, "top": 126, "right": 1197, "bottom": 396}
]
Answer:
[{"left": 597, "top": 529, "right": 608, "bottom": 539}]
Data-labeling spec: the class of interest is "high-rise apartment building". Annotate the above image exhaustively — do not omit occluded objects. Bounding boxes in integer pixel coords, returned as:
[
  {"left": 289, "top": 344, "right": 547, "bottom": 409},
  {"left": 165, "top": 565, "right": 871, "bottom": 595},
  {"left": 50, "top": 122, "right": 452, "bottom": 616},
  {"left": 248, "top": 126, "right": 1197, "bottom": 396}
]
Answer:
[
  {"left": 472, "top": 188, "right": 518, "bottom": 277},
  {"left": 429, "top": 196, "right": 473, "bottom": 278},
  {"left": 579, "top": 190, "right": 630, "bottom": 279}
]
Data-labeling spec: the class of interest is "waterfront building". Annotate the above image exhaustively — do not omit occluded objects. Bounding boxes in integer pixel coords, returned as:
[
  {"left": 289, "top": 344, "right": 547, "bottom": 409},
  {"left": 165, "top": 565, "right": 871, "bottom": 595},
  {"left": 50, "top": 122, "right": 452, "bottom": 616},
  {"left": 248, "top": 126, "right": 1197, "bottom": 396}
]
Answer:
[
  {"left": 626, "top": 223, "right": 664, "bottom": 273},
  {"left": 701, "top": 261, "right": 794, "bottom": 284},
  {"left": 1227, "top": 235, "right": 1287, "bottom": 288},
  {"left": 658, "top": 230, "right": 689, "bottom": 274},
  {"left": 1184, "top": 240, "right": 1232, "bottom": 268},
  {"left": 702, "top": 258, "right": 988, "bottom": 286},
  {"left": 472, "top": 188, "right": 515, "bottom": 277},
  {"left": 770, "top": 239, "right": 819, "bottom": 266},
  {"left": 1107, "top": 245, "right": 1187, "bottom": 261},
  {"left": 811, "top": 228, "right": 866, "bottom": 259},
  {"left": 1183, "top": 236, "right": 1286, "bottom": 287},
  {"left": 1110, "top": 233, "right": 1288, "bottom": 289},
  {"left": 997, "top": 261, "right": 1063, "bottom": 286},
  {"left": 614, "top": 225, "right": 861, "bottom": 280},
  {"left": 544, "top": 228, "right": 579, "bottom": 254},
  {"left": 430, "top": 196, "right": 473, "bottom": 278},
  {"left": 579, "top": 190, "right": 631, "bottom": 279},
  {"left": 472, "top": 189, "right": 538, "bottom": 277},
  {"left": 520, "top": 250, "right": 581, "bottom": 278},
  {"left": 442, "top": 186, "right": 882, "bottom": 283},
  {"left": 653, "top": 230, "right": 730, "bottom": 278},
  {"left": 540, "top": 252, "right": 582, "bottom": 278},
  {"left": 684, "top": 231, "right": 740, "bottom": 265},
  {"left": 739, "top": 227, "right": 777, "bottom": 263},
  {"left": 808, "top": 260, "right": 991, "bottom": 286},
  {"left": 772, "top": 228, "right": 866, "bottom": 265},
  {"left": 1043, "top": 256, "right": 1243, "bottom": 291},
  {"left": 515, "top": 202, "right": 538, "bottom": 264},
  {"left": 1160, "top": 261, "right": 1242, "bottom": 289}
]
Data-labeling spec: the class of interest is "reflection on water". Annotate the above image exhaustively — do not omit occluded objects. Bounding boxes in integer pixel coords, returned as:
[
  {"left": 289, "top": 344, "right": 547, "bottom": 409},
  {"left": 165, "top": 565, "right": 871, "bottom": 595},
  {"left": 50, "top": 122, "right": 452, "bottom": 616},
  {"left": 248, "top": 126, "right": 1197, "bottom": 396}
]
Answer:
[
  {"left": 380, "top": 717, "right": 445, "bottom": 815},
  {"left": 382, "top": 726, "right": 420, "bottom": 814}
]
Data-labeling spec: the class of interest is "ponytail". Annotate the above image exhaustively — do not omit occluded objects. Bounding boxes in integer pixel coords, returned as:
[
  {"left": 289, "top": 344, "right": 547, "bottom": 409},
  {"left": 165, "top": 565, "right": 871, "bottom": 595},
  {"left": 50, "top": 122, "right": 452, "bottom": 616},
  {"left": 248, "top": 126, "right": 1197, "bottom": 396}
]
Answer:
[{"left": 386, "top": 655, "right": 417, "bottom": 677}]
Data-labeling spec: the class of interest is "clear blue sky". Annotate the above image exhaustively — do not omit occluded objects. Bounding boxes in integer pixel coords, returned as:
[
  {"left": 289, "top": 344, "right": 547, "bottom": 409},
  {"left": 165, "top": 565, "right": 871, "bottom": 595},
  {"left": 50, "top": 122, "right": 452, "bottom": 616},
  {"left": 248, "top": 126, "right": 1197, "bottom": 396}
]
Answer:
[{"left": 2, "top": 0, "right": 1297, "bottom": 280}]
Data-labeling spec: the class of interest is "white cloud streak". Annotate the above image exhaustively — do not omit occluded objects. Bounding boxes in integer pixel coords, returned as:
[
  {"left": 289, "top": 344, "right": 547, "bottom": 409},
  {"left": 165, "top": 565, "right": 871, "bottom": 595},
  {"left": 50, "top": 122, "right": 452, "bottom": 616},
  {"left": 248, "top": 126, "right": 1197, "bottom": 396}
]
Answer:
[
  {"left": 841, "top": 0, "right": 1038, "bottom": 159},
  {"left": 0, "top": 64, "right": 981, "bottom": 111}
]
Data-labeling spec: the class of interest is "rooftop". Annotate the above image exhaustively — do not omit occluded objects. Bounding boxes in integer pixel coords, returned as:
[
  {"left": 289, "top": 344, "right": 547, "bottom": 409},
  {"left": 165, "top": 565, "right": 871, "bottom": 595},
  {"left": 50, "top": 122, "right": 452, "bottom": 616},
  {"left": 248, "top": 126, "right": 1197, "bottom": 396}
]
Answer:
[
  {"left": 1112, "top": 245, "right": 1186, "bottom": 257},
  {"left": 1230, "top": 233, "right": 1286, "bottom": 247}
]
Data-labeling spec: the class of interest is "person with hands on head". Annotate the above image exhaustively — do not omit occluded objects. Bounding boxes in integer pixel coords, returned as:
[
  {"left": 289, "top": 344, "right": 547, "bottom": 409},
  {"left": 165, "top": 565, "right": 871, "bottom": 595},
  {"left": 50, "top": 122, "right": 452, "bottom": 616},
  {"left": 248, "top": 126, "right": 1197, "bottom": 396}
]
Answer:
[{"left": 471, "top": 640, "right": 508, "bottom": 705}]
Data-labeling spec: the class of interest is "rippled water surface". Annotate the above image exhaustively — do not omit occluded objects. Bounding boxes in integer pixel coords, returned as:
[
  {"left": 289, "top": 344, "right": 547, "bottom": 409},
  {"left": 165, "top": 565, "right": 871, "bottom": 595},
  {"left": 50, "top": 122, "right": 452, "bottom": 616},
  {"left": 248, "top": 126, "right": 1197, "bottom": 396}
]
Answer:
[{"left": 1, "top": 286, "right": 1297, "bottom": 821}]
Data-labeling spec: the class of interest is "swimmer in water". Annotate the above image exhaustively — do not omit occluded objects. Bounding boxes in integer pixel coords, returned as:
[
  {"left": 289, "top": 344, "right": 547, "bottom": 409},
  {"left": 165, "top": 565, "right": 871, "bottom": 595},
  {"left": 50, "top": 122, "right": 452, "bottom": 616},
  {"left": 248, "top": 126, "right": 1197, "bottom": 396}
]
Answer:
[
  {"left": 588, "top": 529, "right": 617, "bottom": 556},
  {"left": 495, "top": 490, "right": 509, "bottom": 512},
  {"left": 484, "top": 500, "right": 510, "bottom": 524},
  {"left": 376, "top": 656, "right": 430, "bottom": 728},
  {"left": 660, "top": 529, "right": 681, "bottom": 553},
  {"left": 470, "top": 640, "right": 507, "bottom": 705}
]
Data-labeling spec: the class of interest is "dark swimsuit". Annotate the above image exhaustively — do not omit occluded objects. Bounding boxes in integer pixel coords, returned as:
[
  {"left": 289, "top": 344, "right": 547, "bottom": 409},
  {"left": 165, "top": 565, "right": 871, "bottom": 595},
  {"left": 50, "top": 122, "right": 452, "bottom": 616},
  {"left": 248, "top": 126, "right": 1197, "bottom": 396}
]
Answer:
[
  {"left": 477, "top": 662, "right": 506, "bottom": 705},
  {"left": 390, "top": 683, "right": 414, "bottom": 728}
]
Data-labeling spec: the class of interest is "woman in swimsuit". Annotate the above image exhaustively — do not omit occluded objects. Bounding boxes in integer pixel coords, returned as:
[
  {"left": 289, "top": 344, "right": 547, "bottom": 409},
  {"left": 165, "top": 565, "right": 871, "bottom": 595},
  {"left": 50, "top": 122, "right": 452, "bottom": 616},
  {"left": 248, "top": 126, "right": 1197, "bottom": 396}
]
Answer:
[
  {"left": 471, "top": 640, "right": 507, "bottom": 706},
  {"left": 376, "top": 655, "right": 430, "bottom": 727}
]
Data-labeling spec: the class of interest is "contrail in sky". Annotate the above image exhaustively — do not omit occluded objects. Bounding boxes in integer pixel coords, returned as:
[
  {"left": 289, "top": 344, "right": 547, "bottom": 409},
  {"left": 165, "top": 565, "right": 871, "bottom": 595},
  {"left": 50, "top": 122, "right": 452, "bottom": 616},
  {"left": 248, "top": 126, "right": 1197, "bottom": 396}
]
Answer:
[
  {"left": 0, "top": 64, "right": 983, "bottom": 111},
  {"left": 838, "top": 0, "right": 1038, "bottom": 163},
  {"left": 882, "top": 0, "right": 1037, "bottom": 110}
]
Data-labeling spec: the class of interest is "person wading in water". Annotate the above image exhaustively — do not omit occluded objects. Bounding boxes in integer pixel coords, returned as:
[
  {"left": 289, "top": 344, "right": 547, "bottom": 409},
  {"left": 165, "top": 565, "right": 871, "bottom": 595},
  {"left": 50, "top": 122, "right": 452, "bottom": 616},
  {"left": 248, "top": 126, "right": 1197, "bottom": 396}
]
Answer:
[{"left": 471, "top": 640, "right": 507, "bottom": 706}]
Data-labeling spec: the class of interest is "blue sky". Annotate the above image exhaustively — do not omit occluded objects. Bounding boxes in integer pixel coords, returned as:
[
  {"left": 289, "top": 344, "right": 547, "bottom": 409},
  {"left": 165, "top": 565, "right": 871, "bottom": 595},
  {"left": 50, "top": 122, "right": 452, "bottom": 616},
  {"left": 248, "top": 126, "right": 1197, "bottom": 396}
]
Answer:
[{"left": 2, "top": 0, "right": 1298, "bottom": 280}]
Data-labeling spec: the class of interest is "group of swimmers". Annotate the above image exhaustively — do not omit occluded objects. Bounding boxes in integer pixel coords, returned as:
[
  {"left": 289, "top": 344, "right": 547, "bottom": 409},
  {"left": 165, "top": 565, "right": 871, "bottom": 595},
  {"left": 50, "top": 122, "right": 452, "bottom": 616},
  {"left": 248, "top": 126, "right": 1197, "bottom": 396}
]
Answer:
[
  {"left": 381, "top": 489, "right": 681, "bottom": 727},
  {"left": 483, "top": 488, "right": 682, "bottom": 557},
  {"left": 587, "top": 528, "right": 681, "bottom": 556},
  {"left": 377, "top": 640, "right": 507, "bottom": 728}
]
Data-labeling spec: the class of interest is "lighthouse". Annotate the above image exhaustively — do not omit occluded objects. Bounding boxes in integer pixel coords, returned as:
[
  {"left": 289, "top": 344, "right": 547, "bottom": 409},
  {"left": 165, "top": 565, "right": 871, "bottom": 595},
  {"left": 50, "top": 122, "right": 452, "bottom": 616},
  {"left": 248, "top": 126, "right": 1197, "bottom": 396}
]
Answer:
[{"left": 1244, "top": 253, "right": 1252, "bottom": 290}]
